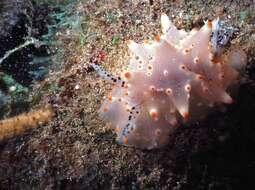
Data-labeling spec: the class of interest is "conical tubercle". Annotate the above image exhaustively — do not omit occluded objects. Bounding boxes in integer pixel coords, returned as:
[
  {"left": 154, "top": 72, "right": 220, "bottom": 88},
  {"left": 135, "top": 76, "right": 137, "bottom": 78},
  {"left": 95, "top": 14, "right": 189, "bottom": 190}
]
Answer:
[
  {"left": 171, "top": 87, "right": 190, "bottom": 119},
  {"left": 127, "top": 40, "right": 152, "bottom": 61},
  {"left": 161, "top": 13, "right": 173, "bottom": 34},
  {"left": 220, "top": 91, "right": 233, "bottom": 104},
  {"left": 189, "top": 19, "right": 213, "bottom": 42},
  {"left": 160, "top": 13, "right": 187, "bottom": 45}
]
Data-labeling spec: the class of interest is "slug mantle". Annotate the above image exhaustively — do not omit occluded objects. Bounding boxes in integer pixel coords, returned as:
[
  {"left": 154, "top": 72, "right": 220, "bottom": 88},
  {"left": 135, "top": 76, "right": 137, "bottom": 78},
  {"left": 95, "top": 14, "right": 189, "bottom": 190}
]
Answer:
[{"left": 92, "top": 13, "right": 247, "bottom": 149}]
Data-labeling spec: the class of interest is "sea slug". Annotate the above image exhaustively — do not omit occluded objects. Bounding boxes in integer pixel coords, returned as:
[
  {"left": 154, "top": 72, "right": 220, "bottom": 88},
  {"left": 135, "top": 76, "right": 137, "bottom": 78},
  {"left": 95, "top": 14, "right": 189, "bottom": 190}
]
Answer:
[{"left": 92, "top": 13, "right": 247, "bottom": 149}]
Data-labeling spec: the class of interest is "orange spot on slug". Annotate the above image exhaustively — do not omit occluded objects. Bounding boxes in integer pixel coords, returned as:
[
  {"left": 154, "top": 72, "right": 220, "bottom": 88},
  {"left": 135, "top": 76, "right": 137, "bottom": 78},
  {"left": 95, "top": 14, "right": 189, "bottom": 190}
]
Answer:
[
  {"left": 207, "top": 20, "right": 212, "bottom": 28},
  {"left": 103, "top": 107, "right": 109, "bottom": 112},
  {"left": 149, "top": 109, "right": 158, "bottom": 121},
  {"left": 155, "top": 35, "right": 161, "bottom": 42},
  {"left": 123, "top": 136, "right": 129, "bottom": 144},
  {"left": 124, "top": 71, "right": 131, "bottom": 79},
  {"left": 183, "top": 112, "right": 189, "bottom": 119},
  {"left": 108, "top": 95, "right": 113, "bottom": 101}
]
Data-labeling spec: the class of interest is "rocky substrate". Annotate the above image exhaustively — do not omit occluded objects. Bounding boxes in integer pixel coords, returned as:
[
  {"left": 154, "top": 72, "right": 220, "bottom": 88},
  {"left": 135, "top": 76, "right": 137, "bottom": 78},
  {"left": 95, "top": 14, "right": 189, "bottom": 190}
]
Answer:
[{"left": 0, "top": 0, "right": 52, "bottom": 118}]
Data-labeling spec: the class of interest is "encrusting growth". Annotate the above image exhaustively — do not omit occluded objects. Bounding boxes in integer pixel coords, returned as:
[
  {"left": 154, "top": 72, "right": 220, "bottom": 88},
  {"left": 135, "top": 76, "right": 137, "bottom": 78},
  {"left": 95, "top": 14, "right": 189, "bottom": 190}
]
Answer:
[
  {"left": 0, "top": 107, "right": 54, "bottom": 141},
  {"left": 92, "top": 13, "right": 247, "bottom": 149}
]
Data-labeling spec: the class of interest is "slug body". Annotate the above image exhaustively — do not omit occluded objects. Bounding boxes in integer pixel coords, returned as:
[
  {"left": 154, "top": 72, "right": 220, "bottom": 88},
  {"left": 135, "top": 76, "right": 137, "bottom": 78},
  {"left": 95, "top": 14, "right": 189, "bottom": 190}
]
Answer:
[{"left": 93, "top": 14, "right": 247, "bottom": 149}]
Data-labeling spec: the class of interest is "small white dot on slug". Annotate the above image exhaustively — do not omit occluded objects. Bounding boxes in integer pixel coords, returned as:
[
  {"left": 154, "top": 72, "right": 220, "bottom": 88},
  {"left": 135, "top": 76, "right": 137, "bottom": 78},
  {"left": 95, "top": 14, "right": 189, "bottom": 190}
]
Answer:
[
  {"left": 218, "top": 73, "right": 224, "bottom": 80},
  {"left": 165, "top": 88, "right": 172, "bottom": 96},
  {"left": 163, "top": 70, "right": 169, "bottom": 76},
  {"left": 137, "top": 65, "right": 143, "bottom": 70},
  {"left": 193, "top": 56, "right": 199, "bottom": 64},
  {"left": 146, "top": 71, "right": 152, "bottom": 76},
  {"left": 149, "top": 56, "right": 155, "bottom": 61},
  {"left": 149, "top": 85, "right": 156, "bottom": 91},
  {"left": 179, "top": 64, "right": 187, "bottom": 71},
  {"left": 155, "top": 129, "right": 162, "bottom": 136},
  {"left": 184, "top": 84, "right": 191, "bottom": 92},
  {"left": 147, "top": 64, "right": 153, "bottom": 70},
  {"left": 182, "top": 48, "right": 190, "bottom": 55},
  {"left": 196, "top": 74, "right": 203, "bottom": 80}
]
